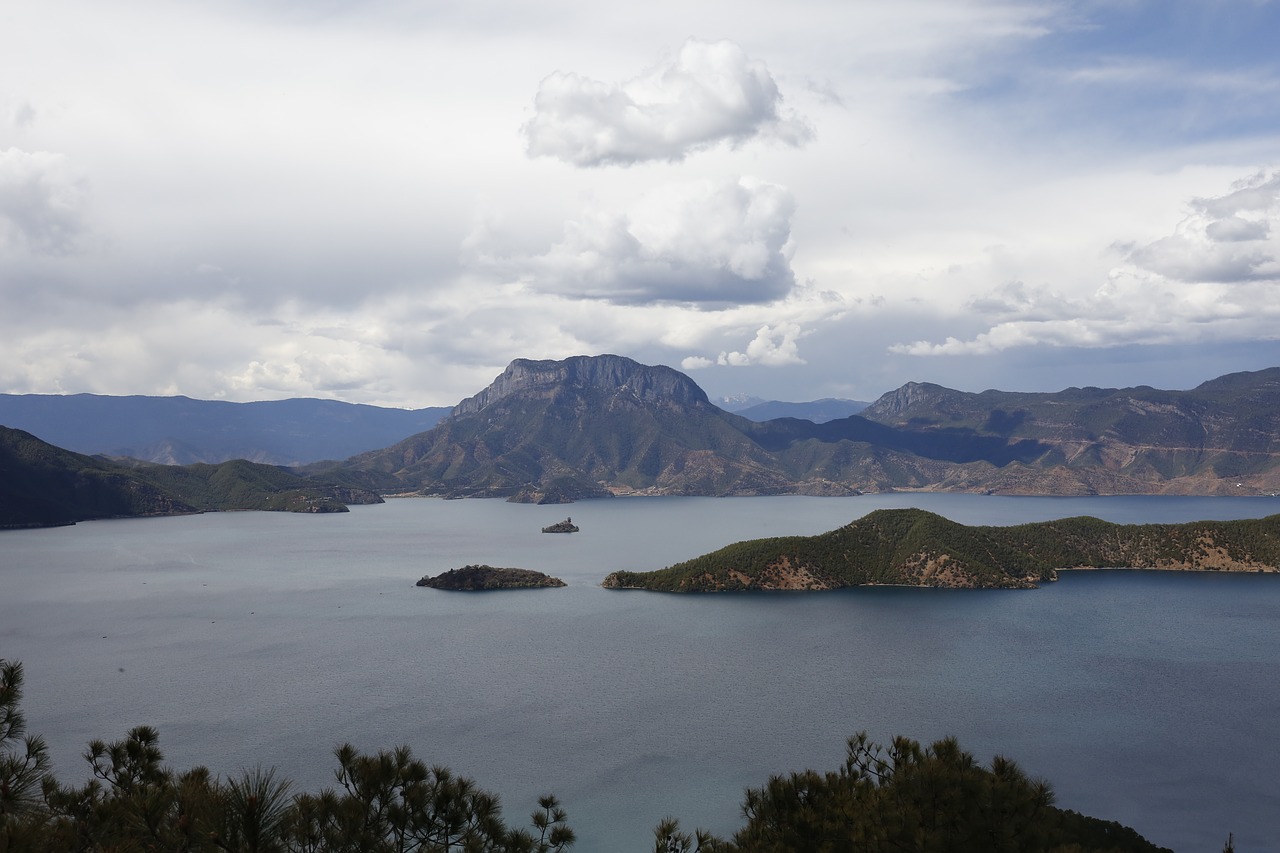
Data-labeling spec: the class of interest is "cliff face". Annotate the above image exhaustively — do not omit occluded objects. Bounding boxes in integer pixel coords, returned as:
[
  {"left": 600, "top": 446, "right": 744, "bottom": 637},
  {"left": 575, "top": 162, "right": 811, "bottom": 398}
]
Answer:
[{"left": 452, "top": 354, "right": 708, "bottom": 417}]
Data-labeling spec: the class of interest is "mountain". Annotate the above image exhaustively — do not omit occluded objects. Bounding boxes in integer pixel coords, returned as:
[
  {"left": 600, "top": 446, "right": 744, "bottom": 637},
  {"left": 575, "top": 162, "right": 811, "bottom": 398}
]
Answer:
[
  {"left": 325, "top": 356, "right": 1280, "bottom": 499},
  {"left": 602, "top": 508, "right": 1280, "bottom": 591},
  {"left": 330, "top": 354, "right": 830, "bottom": 500},
  {"left": 0, "top": 425, "right": 381, "bottom": 529},
  {"left": 858, "top": 368, "right": 1280, "bottom": 493},
  {"left": 731, "top": 397, "right": 869, "bottom": 423},
  {"left": 0, "top": 394, "right": 450, "bottom": 465},
  {"left": 714, "top": 393, "right": 766, "bottom": 412},
  {"left": 14, "top": 358, "right": 1278, "bottom": 503}
]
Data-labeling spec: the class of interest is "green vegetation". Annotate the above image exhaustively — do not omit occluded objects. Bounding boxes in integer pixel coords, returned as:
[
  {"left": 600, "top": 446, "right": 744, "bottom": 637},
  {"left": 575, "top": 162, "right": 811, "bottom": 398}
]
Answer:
[
  {"left": 417, "top": 565, "right": 567, "bottom": 590},
  {"left": 2, "top": 659, "right": 1174, "bottom": 852},
  {"left": 131, "top": 458, "right": 379, "bottom": 514},
  {"left": 1, "top": 659, "right": 575, "bottom": 852},
  {"left": 653, "top": 732, "right": 1171, "bottom": 853},
  {"left": 602, "top": 508, "right": 1280, "bottom": 592},
  {"left": 0, "top": 426, "right": 381, "bottom": 529}
]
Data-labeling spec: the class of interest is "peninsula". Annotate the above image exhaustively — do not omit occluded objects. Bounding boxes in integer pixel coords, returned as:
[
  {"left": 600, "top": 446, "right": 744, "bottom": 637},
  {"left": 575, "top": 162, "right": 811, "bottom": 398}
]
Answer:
[
  {"left": 601, "top": 508, "right": 1280, "bottom": 592},
  {"left": 416, "top": 565, "right": 567, "bottom": 590}
]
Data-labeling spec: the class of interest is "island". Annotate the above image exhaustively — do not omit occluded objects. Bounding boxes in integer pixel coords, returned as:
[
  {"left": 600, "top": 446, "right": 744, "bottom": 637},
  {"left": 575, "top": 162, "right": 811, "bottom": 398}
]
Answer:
[
  {"left": 601, "top": 508, "right": 1280, "bottom": 592},
  {"left": 541, "top": 517, "right": 579, "bottom": 533},
  {"left": 416, "top": 565, "right": 567, "bottom": 590}
]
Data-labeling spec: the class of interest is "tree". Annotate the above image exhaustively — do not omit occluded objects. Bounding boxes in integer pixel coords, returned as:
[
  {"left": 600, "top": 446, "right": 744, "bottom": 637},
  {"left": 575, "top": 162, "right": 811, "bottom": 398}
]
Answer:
[
  {"left": 656, "top": 732, "right": 1170, "bottom": 853},
  {"left": 1, "top": 659, "right": 53, "bottom": 846}
]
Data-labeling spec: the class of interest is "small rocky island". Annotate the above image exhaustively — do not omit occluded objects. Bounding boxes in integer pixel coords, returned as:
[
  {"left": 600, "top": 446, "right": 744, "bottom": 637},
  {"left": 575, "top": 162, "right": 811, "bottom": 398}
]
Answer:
[
  {"left": 416, "top": 565, "right": 567, "bottom": 591},
  {"left": 541, "top": 517, "right": 579, "bottom": 534}
]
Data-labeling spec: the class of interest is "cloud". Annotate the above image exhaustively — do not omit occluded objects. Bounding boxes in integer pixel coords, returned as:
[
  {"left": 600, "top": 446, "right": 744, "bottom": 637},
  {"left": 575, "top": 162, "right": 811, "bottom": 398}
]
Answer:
[
  {"left": 6, "top": 98, "right": 36, "bottom": 130},
  {"left": 713, "top": 322, "right": 807, "bottom": 367},
  {"left": 890, "top": 171, "right": 1280, "bottom": 356},
  {"left": 0, "top": 148, "right": 88, "bottom": 256},
  {"left": 522, "top": 38, "right": 812, "bottom": 167},
  {"left": 520, "top": 176, "right": 797, "bottom": 307},
  {"left": 1125, "top": 171, "right": 1279, "bottom": 284}
]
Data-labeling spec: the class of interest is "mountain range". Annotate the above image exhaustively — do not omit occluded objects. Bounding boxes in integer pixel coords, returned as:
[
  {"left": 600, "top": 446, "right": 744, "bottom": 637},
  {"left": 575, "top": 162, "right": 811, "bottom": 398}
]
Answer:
[
  {"left": 0, "top": 394, "right": 451, "bottom": 465},
  {"left": 719, "top": 396, "right": 869, "bottom": 422},
  {"left": 316, "top": 356, "right": 1280, "bottom": 500},
  {"left": 5, "top": 356, "right": 1280, "bottom": 521}
]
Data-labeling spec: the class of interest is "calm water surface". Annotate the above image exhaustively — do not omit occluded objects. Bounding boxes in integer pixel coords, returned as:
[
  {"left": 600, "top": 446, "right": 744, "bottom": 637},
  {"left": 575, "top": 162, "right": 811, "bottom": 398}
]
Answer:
[{"left": 2, "top": 494, "right": 1278, "bottom": 852}]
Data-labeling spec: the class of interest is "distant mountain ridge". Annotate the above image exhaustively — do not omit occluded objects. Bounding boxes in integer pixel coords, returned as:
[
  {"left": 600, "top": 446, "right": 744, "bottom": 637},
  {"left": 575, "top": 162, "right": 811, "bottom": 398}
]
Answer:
[
  {"left": 717, "top": 395, "right": 869, "bottom": 422},
  {"left": 9, "top": 357, "right": 1280, "bottom": 503},
  {"left": 322, "top": 356, "right": 1280, "bottom": 499},
  {"left": 857, "top": 368, "right": 1280, "bottom": 493},
  {"left": 733, "top": 397, "right": 869, "bottom": 423},
  {"left": 0, "top": 394, "right": 450, "bottom": 465}
]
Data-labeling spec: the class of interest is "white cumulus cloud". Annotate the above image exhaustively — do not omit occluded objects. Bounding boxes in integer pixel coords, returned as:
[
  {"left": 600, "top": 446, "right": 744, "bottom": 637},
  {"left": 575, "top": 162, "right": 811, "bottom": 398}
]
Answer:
[
  {"left": 715, "top": 322, "right": 807, "bottom": 367},
  {"left": 523, "top": 38, "right": 812, "bottom": 167},
  {"left": 520, "top": 176, "right": 797, "bottom": 307},
  {"left": 890, "top": 171, "right": 1280, "bottom": 357}
]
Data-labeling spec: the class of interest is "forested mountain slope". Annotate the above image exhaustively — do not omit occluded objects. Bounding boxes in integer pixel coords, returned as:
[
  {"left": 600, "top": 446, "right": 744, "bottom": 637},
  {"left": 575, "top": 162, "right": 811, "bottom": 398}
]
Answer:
[{"left": 0, "top": 426, "right": 380, "bottom": 529}]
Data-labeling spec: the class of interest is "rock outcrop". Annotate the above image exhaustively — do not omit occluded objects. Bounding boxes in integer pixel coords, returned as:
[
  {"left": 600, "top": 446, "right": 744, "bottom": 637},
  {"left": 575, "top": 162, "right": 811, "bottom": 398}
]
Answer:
[{"left": 416, "top": 565, "right": 567, "bottom": 590}]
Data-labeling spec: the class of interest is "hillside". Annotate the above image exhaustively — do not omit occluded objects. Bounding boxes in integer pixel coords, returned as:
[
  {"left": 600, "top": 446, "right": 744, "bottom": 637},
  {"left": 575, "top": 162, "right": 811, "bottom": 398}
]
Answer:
[
  {"left": 0, "top": 393, "right": 449, "bottom": 465},
  {"left": 858, "top": 368, "right": 1280, "bottom": 494},
  {"left": 0, "top": 426, "right": 381, "bottom": 529},
  {"left": 601, "top": 508, "right": 1280, "bottom": 591}
]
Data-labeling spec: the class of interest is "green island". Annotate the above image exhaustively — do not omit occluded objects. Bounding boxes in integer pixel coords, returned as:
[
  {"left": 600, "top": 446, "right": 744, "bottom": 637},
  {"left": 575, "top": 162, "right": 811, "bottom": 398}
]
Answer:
[
  {"left": 1, "top": 658, "right": 1178, "bottom": 852},
  {"left": 417, "top": 565, "right": 567, "bottom": 590},
  {"left": 602, "top": 507, "right": 1280, "bottom": 592}
]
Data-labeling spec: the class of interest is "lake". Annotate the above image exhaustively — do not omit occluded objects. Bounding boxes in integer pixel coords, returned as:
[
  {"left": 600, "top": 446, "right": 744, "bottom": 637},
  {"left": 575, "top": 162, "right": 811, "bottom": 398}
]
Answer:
[{"left": 2, "top": 493, "right": 1278, "bottom": 852}]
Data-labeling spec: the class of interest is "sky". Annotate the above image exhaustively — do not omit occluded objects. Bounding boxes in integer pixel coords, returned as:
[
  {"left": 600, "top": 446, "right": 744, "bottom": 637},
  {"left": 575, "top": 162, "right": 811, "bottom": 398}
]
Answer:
[{"left": 2, "top": 0, "right": 1280, "bottom": 409}]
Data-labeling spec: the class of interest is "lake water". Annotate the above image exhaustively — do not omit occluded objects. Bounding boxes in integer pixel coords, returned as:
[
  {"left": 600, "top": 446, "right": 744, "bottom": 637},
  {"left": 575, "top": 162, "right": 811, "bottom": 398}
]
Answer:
[{"left": 2, "top": 494, "right": 1278, "bottom": 852}]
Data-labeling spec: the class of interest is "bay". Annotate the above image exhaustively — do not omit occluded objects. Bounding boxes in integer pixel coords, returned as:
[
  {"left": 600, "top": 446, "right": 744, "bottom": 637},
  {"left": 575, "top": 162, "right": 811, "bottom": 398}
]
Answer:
[{"left": 2, "top": 494, "right": 1278, "bottom": 852}]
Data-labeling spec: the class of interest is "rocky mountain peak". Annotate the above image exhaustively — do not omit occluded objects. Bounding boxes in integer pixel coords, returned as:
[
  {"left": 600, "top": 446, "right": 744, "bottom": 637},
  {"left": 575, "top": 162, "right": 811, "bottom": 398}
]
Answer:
[
  {"left": 451, "top": 354, "right": 711, "bottom": 417},
  {"left": 861, "top": 381, "right": 954, "bottom": 421}
]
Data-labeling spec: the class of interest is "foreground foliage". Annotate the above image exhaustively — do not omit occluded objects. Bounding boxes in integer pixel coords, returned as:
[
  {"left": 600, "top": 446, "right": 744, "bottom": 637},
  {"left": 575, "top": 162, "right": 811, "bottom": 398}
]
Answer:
[
  {"left": 4, "top": 659, "right": 1174, "bottom": 852},
  {"left": 1, "top": 660, "right": 574, "bottom": 853},
  {"left": 653, "top": 733, "right": 1172, "bottom": 853}
]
